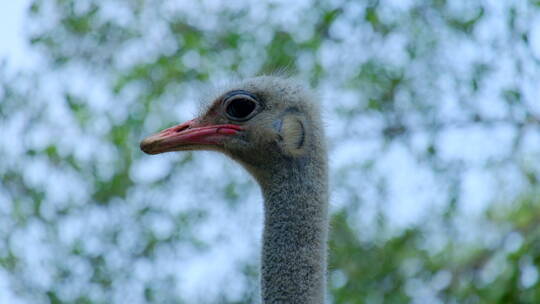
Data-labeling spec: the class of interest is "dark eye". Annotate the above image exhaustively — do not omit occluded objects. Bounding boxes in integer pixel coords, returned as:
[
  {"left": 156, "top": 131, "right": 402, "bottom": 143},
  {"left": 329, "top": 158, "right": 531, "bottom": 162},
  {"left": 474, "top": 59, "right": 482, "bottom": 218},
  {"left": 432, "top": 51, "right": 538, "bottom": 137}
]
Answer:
[{"left": 224, "top": 94, "right": 259, "bottom": 121}]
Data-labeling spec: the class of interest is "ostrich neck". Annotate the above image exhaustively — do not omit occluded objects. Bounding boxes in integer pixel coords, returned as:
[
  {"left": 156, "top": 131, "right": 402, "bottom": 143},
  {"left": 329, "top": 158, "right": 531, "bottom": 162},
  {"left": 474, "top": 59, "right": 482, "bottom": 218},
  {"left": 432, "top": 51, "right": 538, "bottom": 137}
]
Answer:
[{"left": 257, "top": 155, "right": 328, "bottom": 304}]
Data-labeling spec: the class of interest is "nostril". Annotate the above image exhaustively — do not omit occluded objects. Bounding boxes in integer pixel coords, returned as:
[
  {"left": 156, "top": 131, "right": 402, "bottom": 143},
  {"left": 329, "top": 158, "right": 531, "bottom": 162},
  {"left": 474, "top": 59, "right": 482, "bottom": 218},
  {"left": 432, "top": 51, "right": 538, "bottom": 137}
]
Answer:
[{"left": 175, "top": 124, "right": 190, "bottom": 133}]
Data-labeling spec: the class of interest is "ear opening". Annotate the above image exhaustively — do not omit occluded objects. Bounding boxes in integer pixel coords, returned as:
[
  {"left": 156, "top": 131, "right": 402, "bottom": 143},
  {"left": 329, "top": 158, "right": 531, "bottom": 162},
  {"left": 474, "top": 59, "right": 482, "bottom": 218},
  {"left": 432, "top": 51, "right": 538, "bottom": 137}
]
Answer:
[{"left": 280, "top": 115, "right": 306, "bottom": 156}]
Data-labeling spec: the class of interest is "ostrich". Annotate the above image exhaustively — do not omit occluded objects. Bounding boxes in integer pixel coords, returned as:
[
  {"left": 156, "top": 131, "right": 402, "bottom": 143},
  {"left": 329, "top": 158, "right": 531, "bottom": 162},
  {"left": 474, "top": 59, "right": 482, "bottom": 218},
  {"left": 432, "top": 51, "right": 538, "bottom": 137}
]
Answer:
[{"left": 140, "top": 76, "right": 328, "bottom": 304}]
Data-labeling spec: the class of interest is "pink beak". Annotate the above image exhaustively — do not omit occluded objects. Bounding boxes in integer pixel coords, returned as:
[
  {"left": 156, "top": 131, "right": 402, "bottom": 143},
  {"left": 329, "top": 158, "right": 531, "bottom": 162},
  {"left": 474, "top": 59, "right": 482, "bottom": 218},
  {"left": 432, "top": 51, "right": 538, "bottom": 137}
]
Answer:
[{"left": 140, "top": 119, "right": 243, "bottom": 155}]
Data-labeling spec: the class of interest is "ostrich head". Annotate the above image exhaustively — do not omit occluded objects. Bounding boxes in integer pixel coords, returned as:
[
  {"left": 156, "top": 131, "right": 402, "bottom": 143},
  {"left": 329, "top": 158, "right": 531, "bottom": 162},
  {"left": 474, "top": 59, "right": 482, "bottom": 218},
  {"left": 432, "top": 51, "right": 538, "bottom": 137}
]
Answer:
[
  {"left": 140, "top": 76, "right": 323, "bottom": 178},
  {"left": 140, "top": 76, "right": 328, "bottom": 303}
]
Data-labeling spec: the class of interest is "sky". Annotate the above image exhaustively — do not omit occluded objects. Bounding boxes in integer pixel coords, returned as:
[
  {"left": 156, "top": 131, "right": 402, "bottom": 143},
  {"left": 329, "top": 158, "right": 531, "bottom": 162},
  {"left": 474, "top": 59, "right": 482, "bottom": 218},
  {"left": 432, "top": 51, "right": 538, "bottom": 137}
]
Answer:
[
  {"left": 0, "top": 1, "right": 30, "bottom": 72},
  {"left": 0, "top": 3, "right": 30, "bottom": 303}
]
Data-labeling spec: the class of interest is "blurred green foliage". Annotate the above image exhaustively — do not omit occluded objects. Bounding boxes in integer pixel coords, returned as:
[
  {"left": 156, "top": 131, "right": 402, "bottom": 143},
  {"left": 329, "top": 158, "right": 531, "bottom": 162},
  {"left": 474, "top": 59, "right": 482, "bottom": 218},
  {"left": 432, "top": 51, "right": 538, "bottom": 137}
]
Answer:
[{"left": 1, "top": 0, "right": 540, "bottom": 303}]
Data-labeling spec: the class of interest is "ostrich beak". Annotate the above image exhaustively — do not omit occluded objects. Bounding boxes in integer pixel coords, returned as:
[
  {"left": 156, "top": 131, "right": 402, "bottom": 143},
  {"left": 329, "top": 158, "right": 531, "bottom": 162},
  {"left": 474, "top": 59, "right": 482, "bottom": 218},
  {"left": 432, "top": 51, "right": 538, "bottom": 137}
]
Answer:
[{"left": 140, "top": 119, "right": 243, "bottom": 155}]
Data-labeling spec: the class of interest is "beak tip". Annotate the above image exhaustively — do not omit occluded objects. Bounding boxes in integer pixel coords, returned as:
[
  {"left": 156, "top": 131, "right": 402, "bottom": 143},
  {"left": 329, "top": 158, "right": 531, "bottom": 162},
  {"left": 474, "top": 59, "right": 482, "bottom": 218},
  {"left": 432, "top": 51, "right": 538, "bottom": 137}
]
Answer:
[{"left": 140, "top": 137, "right": 157, "bottom": 154}]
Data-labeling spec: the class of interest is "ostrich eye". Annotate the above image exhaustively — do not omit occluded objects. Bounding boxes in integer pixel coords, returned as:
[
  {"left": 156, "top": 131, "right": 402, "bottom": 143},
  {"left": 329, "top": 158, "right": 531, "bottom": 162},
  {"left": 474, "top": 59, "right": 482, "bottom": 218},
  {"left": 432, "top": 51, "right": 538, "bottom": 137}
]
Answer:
[
  {"left": 227, "top": 98, "right": 256, "bottom": 119},
  {"left": 224, "top": 93, "right": 259, "bottom": 121}
]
